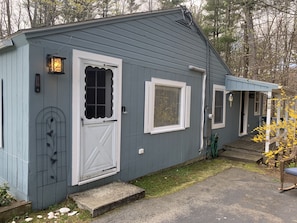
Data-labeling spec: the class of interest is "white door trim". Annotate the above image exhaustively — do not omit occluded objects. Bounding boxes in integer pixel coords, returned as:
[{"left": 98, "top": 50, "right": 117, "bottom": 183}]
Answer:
[{"left": 72, "top": 49, "right": 122, "bottom": 186}]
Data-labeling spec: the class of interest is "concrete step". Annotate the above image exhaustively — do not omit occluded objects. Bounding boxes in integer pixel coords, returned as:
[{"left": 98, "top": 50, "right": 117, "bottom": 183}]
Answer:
[
  {"left": 69, "top": 182, "right": 145, "bottom": 217},
  {"left": 224, "top": 140, "right": 263, "bottom": 152},
  {"left": 219, "top": 150, "right": 263, "bottom": 163},
  {"left": 224, "top": 145, "right": 263, "bottom": 156}
]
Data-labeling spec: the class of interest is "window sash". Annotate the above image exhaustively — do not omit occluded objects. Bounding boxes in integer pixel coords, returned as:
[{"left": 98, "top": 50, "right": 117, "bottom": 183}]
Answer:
[
  {"left": 154, "top": 85, "right": 181, "bottom": 127},
  {"left": 0, "top": 79, "right": 2, "bottom": 148},
  {"left": 144, "top": 78, "right": 191, "bottom": 134},
  {"left": 84, "top": 66, "right": 113, "bottom": 119},
  {"left": 214, "top": 91, "right": 223, "bottom": 124},
  {"left": 212, "top": 85, "right": 226, "bottom": 129},
  {"left": 254, "top": 92, "right": 261, "bottom": 115}
]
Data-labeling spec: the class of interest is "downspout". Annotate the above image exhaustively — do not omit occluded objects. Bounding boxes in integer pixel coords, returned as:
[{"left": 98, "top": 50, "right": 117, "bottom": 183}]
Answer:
[
  {"left": 188, "top": 65, "right": 206, "bottom": 151},
  {"left": 181, "top": 5, "right": 211, "bottom": 154},
  {"left": 205, "top": 40, "right": 211, "bottom": 155}
]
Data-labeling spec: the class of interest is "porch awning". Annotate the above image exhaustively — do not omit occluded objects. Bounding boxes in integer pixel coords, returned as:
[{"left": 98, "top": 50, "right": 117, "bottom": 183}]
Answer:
[{"left": 225, "top": 75, "right": 280, "bottom": 92}]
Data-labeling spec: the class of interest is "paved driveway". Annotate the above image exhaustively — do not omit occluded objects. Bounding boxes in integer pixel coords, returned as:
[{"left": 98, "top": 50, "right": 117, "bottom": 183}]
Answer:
[{"left": 92, "top": 168, "right": 297, "bottom": 223}]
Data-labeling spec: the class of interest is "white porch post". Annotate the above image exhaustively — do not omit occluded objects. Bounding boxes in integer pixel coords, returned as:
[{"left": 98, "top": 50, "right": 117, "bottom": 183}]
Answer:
[
  {"left": 265, "top": 91, "right": 272, "bottom": 153},
  {"left": 276, "top": 94, "right": 281, "bottom": 147}
]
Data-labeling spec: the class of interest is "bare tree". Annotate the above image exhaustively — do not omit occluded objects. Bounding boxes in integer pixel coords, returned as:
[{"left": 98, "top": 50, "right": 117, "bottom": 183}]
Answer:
[
  {"left": 5, "top": 0, "right": 12, "bottom": 35},
  {"left": 0, "top": 0, "right": 5, "bottom": 38},
  {"left": 0, "top": 0, "right": 12, "bottom": 37},
  {"left": 114, "top": 0, "right": 140, "bottom": 15},
  {"left": 242, "top": 0, "right": 257, "bottom": 78},
  {"left": 61, "top": 0, "right": 98, "bottom": 23},
  {"left": 24, "top": 0, "right": 60, "bottom": 27}
]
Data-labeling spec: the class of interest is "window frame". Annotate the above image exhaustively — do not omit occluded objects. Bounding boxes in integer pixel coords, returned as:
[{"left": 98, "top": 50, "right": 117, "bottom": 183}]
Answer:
[
  {"left": 254, "top": 91, "right": 261, "bottom": 116},
  {"left": 144, "top": 78, "right": 191, "bottom": 134},
  {"left": 212, "top": 84, "right": 226, "bottom": 129},
  {"left": 0, "top": 79, "right": 3, "bottom": 148}
]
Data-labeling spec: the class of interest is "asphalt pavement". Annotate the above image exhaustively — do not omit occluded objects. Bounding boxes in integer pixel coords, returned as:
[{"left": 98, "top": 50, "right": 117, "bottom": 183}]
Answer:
[{"left": 92, "top": 167, "right": 297, "bottom": 223}]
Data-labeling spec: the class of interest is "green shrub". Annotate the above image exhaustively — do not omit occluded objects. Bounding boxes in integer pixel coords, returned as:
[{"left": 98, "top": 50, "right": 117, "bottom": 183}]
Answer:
[{"left": 0, "top": 183, "right": 15, "bottom": 207}]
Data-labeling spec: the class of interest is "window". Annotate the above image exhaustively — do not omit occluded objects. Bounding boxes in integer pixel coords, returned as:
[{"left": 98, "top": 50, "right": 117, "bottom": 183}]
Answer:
[
  {"left": 144, "top": 78, "right": 191, "bottom": 134},
  {"left": 84, "top": 66, "right": 113, "bottom": 119},
  {"left": 262, "top": 93, "right": 267, "bottom": 116},
  {"left": 254, "top": 92, "right": 261, "bottom": 115},
  {"left": 212, "top": 84, "right": 226, "bottom": 129},
  {"left": 0, "top": 79, "right": 2, "bottom": 148}
]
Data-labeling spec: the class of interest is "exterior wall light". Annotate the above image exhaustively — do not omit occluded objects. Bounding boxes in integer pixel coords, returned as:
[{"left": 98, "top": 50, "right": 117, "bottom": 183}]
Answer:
[
  {"left": 47, "top": 55, "right": 66, "bottom": 74},
  {"left": 228, "top": 93, "right": 233, "bottom": 107}
]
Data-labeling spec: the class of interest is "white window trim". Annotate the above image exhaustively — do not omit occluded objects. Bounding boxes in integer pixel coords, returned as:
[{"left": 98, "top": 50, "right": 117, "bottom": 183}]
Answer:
[
  {"left": 254, "top": 92, "right": 261, "bottom": 115},
  {"left": 144, "top": 78, "right": 191, "bottom": 134},
  {"left": 0, "top": 79, "right": 2, "bottom": 148},
  {"left": 212, "top": 84, "right": 226, "bottom": 129}
]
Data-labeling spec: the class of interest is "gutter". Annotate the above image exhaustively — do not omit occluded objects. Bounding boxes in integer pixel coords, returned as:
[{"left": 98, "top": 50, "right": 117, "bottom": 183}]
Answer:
[{"left": 188, "top": 65, "right": 206, "bottom": 151}]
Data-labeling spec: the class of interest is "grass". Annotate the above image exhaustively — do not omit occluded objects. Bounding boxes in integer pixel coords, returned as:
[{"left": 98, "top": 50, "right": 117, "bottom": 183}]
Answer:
[
  {"left": 130, "top": 158, "right": 268, "bottom": 198},
  {"left": 11, "top": 158, "right": 272, "bottom": 222}
]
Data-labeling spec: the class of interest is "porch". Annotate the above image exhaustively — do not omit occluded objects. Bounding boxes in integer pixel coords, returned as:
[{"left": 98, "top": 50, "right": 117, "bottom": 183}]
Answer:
[
  {"left": 225, "top": 75, "right": 281, "bottom": 153},
  {"left": 219, "top": 135, "right": 264, "bottom": 163}
]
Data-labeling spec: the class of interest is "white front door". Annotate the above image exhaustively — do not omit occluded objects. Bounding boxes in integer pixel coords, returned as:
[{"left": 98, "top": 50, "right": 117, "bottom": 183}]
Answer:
[{"left": 72, "top": 50, "right": 122, "bottom": 185}]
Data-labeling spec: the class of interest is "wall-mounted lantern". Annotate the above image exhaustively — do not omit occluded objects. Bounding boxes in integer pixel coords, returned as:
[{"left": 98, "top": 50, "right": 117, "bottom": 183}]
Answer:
[
  {"left": 47, "top": 55, "right": 66, "bottom": 74},
  {"left": 228, "top": 93, "right": 234, "bottom": 107}
]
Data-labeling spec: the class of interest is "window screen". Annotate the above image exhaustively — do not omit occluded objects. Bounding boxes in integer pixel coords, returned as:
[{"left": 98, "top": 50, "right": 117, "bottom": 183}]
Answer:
[
  {"left": 214, "top": 91, "right": 223, "bottom": 124},
  {"left": 212, "top": 84, "right": 226, "bottom": 129},
  {"left": 144, "top": 78, "right": 191, "bottom": 134},
  {"left": 84, "top": 66, "right": 113, "bottom": 119},
  {"left": 154, "top": 85, "right": 181, "bottom": 127}
]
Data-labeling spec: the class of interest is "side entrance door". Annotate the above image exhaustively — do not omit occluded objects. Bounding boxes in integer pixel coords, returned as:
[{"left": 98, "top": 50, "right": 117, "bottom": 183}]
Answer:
[
  {"left": 239, "top": 91, "right": 249, "bottom": 136},
  {"left": 72, "top": 50, "right": 122, "bottom": 185}
]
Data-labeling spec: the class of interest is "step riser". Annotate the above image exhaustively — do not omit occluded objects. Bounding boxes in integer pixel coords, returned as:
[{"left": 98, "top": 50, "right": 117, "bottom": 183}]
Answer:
[
  {"left": 224, "top": 144, "right": 263, "bottom": 151},
  {"left": 224, "top": 147, "right": 263, "bottom": 156},
  {"left": 92, "top": 190, "right": 145, "bottom": 217},
  {"left": 220, "top": 155, "right": 260, "bottom": 163},
  {"left": 219, "top": 150, "right": 263, "bottom": 163}
]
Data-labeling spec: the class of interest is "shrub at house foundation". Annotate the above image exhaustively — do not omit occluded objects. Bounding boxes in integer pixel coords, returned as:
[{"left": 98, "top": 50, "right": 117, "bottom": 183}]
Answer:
[{"left": 0, "top": 183, "right": 15, "bottom": 207}]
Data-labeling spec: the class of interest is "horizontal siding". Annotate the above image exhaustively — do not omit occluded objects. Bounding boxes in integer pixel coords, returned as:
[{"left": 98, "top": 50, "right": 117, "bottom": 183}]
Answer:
[
  {"left": 209, "top": 50, "right": 228, "bottom": 85},
  {"left": 28, "top": 9, "right": 207, "bottom": 179},
  {"left": 0, "top": 45, "right": 29, "bottom": 200},
  {"left": 120, "top": 63, "right": 203, "bottom": 179},
  {"left": 24, "top": 10, "right": 232, "bottom": 208},
  {"left": 27, "top": 44, "right": 71, "bottom": 209},
  {"left": 36, "top": 12, "right": 207, "bottom": 73}
]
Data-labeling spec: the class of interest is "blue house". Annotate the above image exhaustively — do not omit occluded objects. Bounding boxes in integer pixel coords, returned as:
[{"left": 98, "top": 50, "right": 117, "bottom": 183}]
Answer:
[{"left": 0, "top": 7, "right": 280, "bottom": 209}]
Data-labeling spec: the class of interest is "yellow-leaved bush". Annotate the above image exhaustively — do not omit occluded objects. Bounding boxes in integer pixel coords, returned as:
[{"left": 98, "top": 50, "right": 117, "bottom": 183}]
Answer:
[{"left": 252, "top": 90, "right": 297, "bottom": 166}]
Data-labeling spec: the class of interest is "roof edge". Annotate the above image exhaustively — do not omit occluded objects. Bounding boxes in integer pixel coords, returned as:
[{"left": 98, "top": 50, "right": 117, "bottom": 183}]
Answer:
[
  {"left": 225, "top": 75, "right": 281, "bottom": 92},
  {"left": 9, "top": 8, "right": 181, "bottom": 39},
  {"left": 0, "top": 39, "right": 13, "bottom": 50}
]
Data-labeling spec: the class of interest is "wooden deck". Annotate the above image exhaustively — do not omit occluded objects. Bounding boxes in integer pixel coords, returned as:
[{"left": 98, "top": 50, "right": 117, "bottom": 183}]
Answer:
[{"left": 220, "top": 136, "right": 264, "bottom": 163}]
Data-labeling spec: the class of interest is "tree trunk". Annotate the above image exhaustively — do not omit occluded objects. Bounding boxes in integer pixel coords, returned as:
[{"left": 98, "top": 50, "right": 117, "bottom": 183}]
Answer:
[
  {"left": 243, "top": 0, "right": 257, "bottom": 79},
  {"left": 5, "top": 0, "right": 11, "bottom": 35}
]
